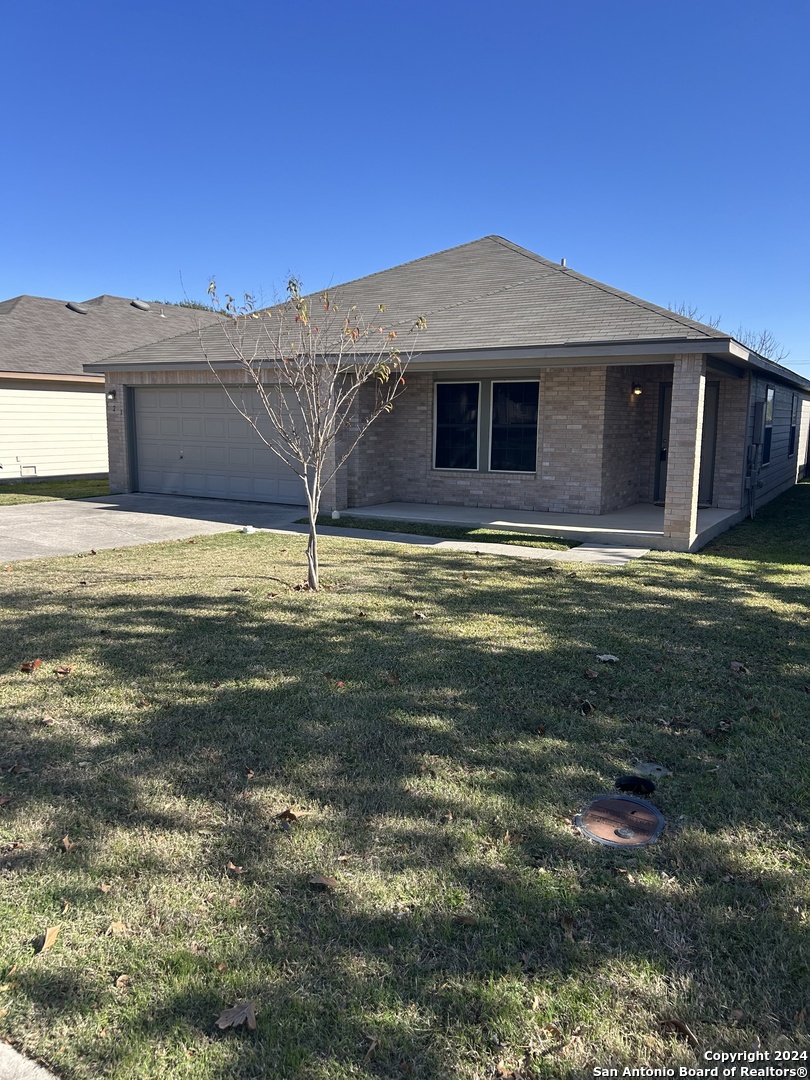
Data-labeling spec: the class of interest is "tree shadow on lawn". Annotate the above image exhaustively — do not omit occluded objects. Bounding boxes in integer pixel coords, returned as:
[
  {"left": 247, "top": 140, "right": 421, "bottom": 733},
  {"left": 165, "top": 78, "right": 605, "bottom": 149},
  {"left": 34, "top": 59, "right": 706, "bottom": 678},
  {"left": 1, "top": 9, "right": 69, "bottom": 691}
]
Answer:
[{"left": 0, "top": 543, "right": 808, "bottom": 1077}]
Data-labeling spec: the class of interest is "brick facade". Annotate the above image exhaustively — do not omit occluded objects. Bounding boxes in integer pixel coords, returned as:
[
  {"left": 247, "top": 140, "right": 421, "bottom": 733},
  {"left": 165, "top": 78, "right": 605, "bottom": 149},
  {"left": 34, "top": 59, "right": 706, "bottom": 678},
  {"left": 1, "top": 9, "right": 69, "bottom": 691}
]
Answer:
[{"left": 104, "top": 359, "right": 768, "bottom": 552}]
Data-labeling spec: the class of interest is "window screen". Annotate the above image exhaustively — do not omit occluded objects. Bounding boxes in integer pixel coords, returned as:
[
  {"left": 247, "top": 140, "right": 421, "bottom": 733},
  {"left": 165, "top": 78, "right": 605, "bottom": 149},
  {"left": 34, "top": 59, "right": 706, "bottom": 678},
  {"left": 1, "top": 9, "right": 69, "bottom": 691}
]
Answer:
[
  {"left": 435, "top": 383, "right": 479, "bottom": 469},
  {"left": 490, "top": 381, "right": 539, "bottom": 472}
]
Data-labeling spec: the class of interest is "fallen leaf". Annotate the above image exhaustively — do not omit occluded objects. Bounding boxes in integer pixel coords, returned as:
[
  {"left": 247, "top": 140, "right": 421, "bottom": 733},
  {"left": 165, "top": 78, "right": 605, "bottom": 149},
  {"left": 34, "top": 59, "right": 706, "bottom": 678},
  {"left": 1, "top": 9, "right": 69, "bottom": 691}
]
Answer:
[
  {"left": 216, "top": 962, "right": 228, "bottom": 973},
  {"left": 413, "top": 611, "right": 428, "bottom": 619},
  {"left": 363, "top": 1034, "right": 379, "bottom": 1061},
  {"left": 20, "top": 658, "right": 42, "bottom": 673},
  {"left": 596, "top": 654, "right": 619, "bottom": 663},
  {"left": 8, "top": 763, "right": 31, "bottom": 775},
  {"left": 228, "top": 897, "right": 240, "bottom": 907},
  {"left": 277, "top": 807, "right": 302, "bottom": 821},
  {"left": 660, "top": 1017, "right": 700, "bottom": 1048},
  {"left": 62, "top": 834, "right": 74, "bottom": 853},
  {"left": 99, "top": 883, "right": 112, "bottom": 893},
  {"left": 114, "top": 974, "right": 131, "bottom": 988},
  {"left": 55, "top": 665, "right": 73, "bottom": 677},
  {"left": 730, "top": 661, "right": 749, "bottom": 674},
  {"left": 106, "top": 921, "right": 128, "bottom": 936},
  {"left": 215, "top": 1001, "right": 257, "bottom": 1031},
  {"left": 495, "top": 1062, "right": 518, "bottom": 1079},
  {"left": 584, "top": 668, "right": 600, "bottom": 679},
  {"left": 226, "top": 861, "right": 245, "bottom": 875},
  {"left": 244, "top": 768, "right": 255, "bottom": 779},
  {"left": 633, "top": 762, "right": 672, "bottom": 778},
  {"left": 309, "top": 874, "right": 338, "bottom": 890},
  {"left": 61, "top": 898, "right": 70, "bottom": 913},
  {"left": 34, "top": 926, "right": 60, "bottom": 953}
]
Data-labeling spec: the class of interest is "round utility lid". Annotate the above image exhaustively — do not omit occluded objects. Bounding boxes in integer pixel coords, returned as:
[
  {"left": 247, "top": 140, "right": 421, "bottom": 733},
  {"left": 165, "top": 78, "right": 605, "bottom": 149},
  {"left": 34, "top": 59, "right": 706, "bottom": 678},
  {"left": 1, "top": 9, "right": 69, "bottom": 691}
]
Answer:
[{"left": 575, "top": 795, "right": 664, "bottom": 848}]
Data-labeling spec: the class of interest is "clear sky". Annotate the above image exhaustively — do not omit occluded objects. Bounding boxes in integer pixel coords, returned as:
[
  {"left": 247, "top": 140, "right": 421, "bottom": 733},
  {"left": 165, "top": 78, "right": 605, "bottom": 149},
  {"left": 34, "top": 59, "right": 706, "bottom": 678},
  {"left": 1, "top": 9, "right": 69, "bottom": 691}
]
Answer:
[{"left": 2, "top": 0, "right": 808, "bottom": 377}]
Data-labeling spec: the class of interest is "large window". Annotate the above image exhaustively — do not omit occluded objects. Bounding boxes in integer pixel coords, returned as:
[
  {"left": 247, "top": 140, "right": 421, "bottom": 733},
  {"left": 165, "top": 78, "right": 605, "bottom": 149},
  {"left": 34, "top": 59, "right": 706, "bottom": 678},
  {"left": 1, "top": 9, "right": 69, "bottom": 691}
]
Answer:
[
  {"left": 433, "top": 380, "right": 539, "bottom": 472},
  {"left": 490, "top": 381, "right": 539, "bottom": 472},
  {"left": 762, "top": 386, "right": 775, "bottom": 465},
  {"left": 434, "top": 383, "right": 480, "bottom": 470}
]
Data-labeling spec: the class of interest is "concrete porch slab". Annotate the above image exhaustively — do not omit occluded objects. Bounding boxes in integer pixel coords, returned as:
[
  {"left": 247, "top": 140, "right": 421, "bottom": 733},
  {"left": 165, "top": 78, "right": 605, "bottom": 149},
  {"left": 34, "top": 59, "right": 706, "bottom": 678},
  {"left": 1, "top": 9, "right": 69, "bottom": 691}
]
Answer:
[{"left": 340, "top": 501, "right": 743, "bottom": 552}]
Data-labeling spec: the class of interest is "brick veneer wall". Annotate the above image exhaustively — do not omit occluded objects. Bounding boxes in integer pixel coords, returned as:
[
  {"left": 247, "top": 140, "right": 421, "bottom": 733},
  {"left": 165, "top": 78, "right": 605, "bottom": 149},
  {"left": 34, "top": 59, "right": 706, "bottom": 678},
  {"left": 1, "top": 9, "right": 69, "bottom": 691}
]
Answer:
[{"left": 344, "top": 367, "right": 612, "bottom": 514}]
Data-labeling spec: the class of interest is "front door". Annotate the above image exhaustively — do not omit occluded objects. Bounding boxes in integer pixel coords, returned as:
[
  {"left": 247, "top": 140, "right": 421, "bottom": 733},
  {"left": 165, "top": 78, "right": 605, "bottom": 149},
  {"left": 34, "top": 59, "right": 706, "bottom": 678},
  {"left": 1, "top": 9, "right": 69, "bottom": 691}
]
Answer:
[
  {"left": 654, "top": 383, "right": 672, "bottom": 503},
  {"left": 654, "top": 381, "right": 720, "bottom": 505}
]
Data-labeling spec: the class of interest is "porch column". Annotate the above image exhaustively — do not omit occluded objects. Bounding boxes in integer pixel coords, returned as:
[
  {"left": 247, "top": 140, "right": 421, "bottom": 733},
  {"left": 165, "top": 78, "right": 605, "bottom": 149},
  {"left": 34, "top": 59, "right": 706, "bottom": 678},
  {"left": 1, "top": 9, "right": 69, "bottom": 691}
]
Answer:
[{"left": 663, "top": 354, "right": 706, "bottom": 550}]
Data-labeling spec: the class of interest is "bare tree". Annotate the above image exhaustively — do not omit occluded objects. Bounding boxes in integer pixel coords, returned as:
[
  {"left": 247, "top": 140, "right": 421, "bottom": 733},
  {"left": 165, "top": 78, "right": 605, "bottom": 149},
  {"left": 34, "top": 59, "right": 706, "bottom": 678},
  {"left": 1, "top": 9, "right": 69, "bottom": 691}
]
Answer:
[
  {"left": 667, "top": 301, "right": 723, "bottom": 329},
  {"left": 669, "top": 303, "right": 789, "bottom": 362},
  {"left": 733, "top": 325, "right": 789, "bottom": 363},
  {"left": 202, "top": 278, "right": 426, "bottom": 591}
]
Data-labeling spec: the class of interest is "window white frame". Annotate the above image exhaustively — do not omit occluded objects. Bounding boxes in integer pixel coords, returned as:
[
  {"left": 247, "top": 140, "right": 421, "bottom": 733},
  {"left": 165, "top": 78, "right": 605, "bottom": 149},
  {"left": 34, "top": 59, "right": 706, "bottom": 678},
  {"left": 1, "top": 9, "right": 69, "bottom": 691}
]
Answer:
[
  {"left": 433, "top": 381, "right": 481, "bottom": 471},
  {"left": 488, "top": 379, "right": 540, "bottom": 474}
]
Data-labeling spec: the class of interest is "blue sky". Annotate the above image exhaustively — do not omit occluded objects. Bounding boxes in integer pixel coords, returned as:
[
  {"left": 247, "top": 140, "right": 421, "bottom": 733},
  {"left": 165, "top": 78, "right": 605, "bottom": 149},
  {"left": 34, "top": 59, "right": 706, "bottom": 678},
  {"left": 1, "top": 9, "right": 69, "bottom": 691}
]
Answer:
[{"left": 3, "top": 0, "right": 808, "bottom": 376}]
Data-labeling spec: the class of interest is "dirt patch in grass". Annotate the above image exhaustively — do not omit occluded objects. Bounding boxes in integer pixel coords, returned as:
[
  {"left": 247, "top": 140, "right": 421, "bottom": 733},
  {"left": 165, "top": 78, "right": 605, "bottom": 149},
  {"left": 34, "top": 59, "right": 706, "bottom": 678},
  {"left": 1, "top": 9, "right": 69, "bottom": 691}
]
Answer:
[
  {"left": 0, "top": 479, "right": 110, "bottom": 506},
  {"left": 305, "top": 514, "right": 576, "bottom": 550},
  {"left": 0, "top": 488, "right": 808, "bottom": 1077}
]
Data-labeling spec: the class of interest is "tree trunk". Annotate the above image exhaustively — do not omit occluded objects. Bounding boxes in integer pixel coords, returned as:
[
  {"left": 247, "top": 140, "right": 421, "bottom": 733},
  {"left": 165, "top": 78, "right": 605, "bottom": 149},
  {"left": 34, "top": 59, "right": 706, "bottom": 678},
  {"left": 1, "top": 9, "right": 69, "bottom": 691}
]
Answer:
[
  {"left": 306, "top": 517, "right": 319, "bottom": 591},
  {"left": 304, "top": 478, "right": 321, "bottom": 591}
]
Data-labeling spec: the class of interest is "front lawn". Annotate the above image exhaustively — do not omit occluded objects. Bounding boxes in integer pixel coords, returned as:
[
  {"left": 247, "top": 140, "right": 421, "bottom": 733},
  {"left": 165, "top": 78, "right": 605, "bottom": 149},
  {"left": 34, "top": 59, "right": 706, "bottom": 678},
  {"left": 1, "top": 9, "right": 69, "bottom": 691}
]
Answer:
[
  {"left": 0, "top": 479, "right": 109, "bottom": 505},
  {"left": 0, "top": 486, "right": 808, "bottom": 1078}
]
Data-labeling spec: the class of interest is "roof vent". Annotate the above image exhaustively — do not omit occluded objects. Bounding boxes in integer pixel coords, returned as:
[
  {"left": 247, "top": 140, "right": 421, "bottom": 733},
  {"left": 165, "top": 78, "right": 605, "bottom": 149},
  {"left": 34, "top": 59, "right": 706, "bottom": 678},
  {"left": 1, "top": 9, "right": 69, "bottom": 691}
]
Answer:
[
  {"left": 131, "top": 299, "right": 151, "bottom": 311},
  {"left": 560, "top": 258, "right": 567, "bottom": 268},
  {"left": 66, "top": 302, "right": 89, "bottom": 314}
]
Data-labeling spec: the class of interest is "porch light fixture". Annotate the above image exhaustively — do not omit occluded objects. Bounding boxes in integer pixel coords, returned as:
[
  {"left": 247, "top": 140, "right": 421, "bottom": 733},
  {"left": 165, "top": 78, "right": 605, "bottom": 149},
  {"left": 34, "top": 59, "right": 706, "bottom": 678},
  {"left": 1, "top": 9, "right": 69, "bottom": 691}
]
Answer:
[
  {"left": 632, "top": 383, "right": 643, "bottom": 396},
  {"left": 106, "top": 389, "right": 116, "bottom": 401}
]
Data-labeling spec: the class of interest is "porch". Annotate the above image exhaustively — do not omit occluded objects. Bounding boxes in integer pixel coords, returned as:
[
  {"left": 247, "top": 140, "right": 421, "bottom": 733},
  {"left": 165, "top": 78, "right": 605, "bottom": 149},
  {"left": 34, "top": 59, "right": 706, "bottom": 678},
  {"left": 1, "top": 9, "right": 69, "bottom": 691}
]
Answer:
[{"left": 343, "top": 501, "right": 744, "bottom": 552}]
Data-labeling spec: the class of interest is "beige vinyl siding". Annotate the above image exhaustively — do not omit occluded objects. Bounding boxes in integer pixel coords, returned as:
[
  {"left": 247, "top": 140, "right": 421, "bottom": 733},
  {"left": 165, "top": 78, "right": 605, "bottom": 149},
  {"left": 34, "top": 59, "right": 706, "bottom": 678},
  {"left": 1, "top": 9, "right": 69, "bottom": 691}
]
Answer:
[{"left": 0, "top": 382, "right": 108, "bottom": 479}]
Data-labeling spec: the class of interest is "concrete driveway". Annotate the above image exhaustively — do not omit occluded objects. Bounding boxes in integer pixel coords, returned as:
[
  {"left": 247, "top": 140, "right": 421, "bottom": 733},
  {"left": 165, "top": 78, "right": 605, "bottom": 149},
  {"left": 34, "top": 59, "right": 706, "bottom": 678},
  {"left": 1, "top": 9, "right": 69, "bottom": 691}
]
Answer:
[{"left": 0, "top": 494, "right": 305, "bottom": 562}]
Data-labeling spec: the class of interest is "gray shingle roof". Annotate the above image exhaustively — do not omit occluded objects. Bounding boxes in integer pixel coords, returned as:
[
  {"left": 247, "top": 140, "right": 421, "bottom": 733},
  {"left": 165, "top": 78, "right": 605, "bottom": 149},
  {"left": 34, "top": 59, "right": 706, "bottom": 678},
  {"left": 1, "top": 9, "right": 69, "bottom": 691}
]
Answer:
[
  {"left": 0, "top": 294, "right": 218, "bottom": 377},
  {"left": 85, "top": 239, "right": 808, "bottom": 393}
]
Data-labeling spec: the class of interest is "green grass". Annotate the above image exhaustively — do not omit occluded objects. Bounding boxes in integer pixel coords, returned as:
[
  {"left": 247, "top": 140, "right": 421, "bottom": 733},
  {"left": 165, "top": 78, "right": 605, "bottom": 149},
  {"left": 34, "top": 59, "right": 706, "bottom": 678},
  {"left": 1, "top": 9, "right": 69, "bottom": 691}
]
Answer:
[
  {"left": 0, "top": 479, "right": 109, "bottom": 505},
  {"left": 1, "top": 485, "right": 808, "bottom": 1078},
  {"left": 304, "top": 514, "right": 576, "bottom": 550}
]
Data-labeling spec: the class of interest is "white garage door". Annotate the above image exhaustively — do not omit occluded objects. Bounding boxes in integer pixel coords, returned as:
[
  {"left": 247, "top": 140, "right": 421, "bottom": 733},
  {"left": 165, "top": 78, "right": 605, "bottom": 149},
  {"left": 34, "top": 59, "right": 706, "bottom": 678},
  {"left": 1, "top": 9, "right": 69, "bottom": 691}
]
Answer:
[{"left": 133, "top": 386, "right": 307, "bottom": 505}]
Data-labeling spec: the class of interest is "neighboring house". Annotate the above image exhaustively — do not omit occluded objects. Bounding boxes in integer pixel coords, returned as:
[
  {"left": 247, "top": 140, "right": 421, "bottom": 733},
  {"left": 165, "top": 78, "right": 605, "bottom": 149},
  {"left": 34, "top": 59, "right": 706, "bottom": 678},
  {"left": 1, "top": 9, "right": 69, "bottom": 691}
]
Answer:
[
  {"left": 85, "top": 237, "right": 810, "bottom": 551},
  {"left": 0, "top": 294, "right": 217, "bottom": 481}
]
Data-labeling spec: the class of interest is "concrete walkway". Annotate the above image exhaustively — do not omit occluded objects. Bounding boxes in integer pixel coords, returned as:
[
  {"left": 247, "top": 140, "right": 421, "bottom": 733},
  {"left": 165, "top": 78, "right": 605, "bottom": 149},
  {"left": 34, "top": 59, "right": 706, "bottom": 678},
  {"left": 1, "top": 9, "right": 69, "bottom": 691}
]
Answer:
[
  {"left": 0, "top": 1042, "right": 59, "bottom": 1080},
  {"left": 278, "top": 522, "right": 649, "bottom": 565}
]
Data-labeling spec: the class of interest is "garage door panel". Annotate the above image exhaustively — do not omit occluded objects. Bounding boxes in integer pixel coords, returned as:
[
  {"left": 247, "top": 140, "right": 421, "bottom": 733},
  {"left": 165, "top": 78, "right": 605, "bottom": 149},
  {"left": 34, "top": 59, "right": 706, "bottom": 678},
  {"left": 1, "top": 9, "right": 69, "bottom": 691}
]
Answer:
[
  {"left": 133, "top": 386, "right": 307, "bottom": 505},
  {"left": 181, "top": 417, "right": 203, "bottom": 437}
]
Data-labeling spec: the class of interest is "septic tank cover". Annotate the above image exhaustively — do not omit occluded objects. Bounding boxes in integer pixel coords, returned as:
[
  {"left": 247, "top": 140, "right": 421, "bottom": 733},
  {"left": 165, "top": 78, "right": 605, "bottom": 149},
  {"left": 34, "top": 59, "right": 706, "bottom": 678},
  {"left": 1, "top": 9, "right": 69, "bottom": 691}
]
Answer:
[{"left": 575, "top": 794, "right": 664, "bottom": 848}]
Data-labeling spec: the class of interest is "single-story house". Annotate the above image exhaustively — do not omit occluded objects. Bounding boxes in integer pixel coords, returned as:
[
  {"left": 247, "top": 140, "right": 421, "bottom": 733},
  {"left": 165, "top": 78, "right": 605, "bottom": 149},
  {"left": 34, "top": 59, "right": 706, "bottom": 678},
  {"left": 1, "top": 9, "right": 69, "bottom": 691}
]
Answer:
[
  {"left": 85, "top": 237, "right": 810, "bottom": 551},
  {"left": 0, "top": 293, "right": 217, "bottom": 481}
]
